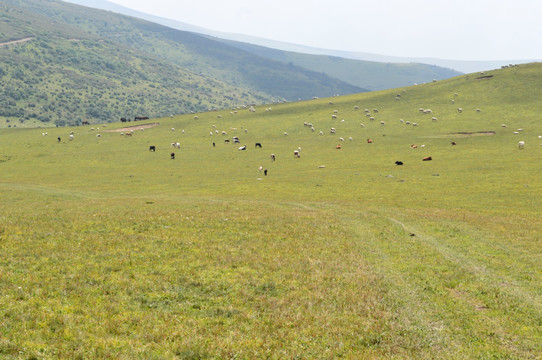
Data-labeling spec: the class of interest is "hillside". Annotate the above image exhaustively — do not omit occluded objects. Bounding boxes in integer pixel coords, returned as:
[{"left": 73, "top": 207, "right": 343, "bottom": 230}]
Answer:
[
  {"left": 0, "top": 0, "right": 367, "bottom": 129},
  {"left": 0, "top": 1, "right": 272, "bottom": 127}
]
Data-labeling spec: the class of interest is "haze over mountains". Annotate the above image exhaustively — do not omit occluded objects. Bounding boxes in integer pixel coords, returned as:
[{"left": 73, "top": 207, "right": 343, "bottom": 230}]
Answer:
[{"left": 63, "top": 0, "right": 538, "bottom": 74}]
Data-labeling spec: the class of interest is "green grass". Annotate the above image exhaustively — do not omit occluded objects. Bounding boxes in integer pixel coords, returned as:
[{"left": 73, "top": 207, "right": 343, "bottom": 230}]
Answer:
[{"left": 1, "top": 64, "right": 541, "bottom": 359}]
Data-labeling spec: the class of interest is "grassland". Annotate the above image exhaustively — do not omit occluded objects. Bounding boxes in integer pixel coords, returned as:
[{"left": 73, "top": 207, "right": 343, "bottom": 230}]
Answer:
[{"left": 0, "top": 64, "right": 541, "bottom": 359}]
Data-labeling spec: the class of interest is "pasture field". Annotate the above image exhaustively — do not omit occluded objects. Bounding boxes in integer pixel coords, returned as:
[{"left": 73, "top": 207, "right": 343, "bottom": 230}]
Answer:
[{"left": 1, "top": 64, "right": 541, "bottom": 359}]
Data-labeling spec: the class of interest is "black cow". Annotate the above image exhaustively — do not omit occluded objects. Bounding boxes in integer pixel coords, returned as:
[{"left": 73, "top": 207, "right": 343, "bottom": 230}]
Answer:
[
  {"left": 264, "top": 169, "right": 268, "bottom": 176},
  {"left": 57, "top": 137, "right": 61, "bottom": 143},
  {"left": 395, "top": 161, "right": 403, "bottom": 165},
  {"left": 255, "top": 142, "right": 262, "bottom": 148},
  {"left": 170, "top": 152, "right": 175, "bottom": 159},
  {"left": 149, "top": 145, "right": 156, "bottom": 152}
]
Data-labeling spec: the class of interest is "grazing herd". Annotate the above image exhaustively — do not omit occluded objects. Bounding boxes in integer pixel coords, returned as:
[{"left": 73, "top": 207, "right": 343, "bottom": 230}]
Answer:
[{"left": 51, "top": 90, "right": 538, "bottom": 179}]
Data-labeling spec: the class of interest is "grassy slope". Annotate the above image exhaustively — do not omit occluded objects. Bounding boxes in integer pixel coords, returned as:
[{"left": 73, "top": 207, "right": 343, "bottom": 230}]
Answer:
[{"left": 0, "top": 64, "right": 541, "bottom": 358}]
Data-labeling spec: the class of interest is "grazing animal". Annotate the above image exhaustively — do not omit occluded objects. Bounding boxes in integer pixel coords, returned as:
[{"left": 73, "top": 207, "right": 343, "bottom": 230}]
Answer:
[
  {"left": 458, "top": 108, "right": 463, "bottom": 113},
  {"left": 336, "top": 144, "right": 342, "bottom": 149},
  {"left": 69, "top": 134, "right": 74, "bottom": 140},
  {"left": 422, "top": 156, "right": 432, "bottom": 161},
  {"left": 171, "top": 142, "right": 180, "bottom": 149},
  {"left": 255, "top": 142, "right": 262, "bottom": 148},
  {"left": 294, "top": 150, "right": 300, "bottom": 158},
  {"left": 270, "top": 154, "right": 276, "bottom": 161},
  {"left": 410, "top": 144, "right": 418, "bottom": 148},
  {"left": 96, "top": 134, "right": 101, "bottom": 138},
  {"left": 451, "top": 141, "right": 457, "bottom": 145},
  {"left": 367, "top": 138, "right": 373, "bottom": 143},
  {"left": 395, "top": 161, "right": 404, "bottom": 165},
  {"left": 212, "top": 142, "right": 215, "bottom": 147},
  {"left": 264, "top": 169, "right": 268, "bottom": 176},
  {"left": 238, "top": 145, "right": 247, "bottom": 151},
  {"left": 518, "top": 141, "right": 525, "bottom": 149},
  {"left": 258, "top": 166, "right": 263, "bottom": 172},
  {"left": 149, "top": 145, "right": 156, "bottom": 152},
  {"left": 57, "top": 137, "right": 61, "bottom": 142},
  {"left": 170, "top": 153, "right": 175, "bottom": 159}
]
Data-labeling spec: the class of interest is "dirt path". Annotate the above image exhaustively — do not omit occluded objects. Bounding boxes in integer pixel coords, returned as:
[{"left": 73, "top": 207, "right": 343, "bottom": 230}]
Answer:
[{"left": 0, "top": 37, "right": 35, "bottom": 48}]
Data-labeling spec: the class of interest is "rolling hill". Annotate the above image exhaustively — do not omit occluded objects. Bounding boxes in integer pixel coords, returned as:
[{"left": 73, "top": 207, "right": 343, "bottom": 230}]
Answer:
[
  {"left": 0, "top": 0, "right": 367, "bottom": 127},
  {"left": 0, "top": 63, "right": 541, "bottom": 358}
]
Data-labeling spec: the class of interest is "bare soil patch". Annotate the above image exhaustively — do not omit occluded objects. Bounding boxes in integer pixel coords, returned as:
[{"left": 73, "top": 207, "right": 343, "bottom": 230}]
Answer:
[
  {"left": 0, "top": 37, "right": 35, "bottom": 47},
  {"left": 104, "top": 123, "right": 160, "bottom": 133},
  {"left": 427, "top": 131, "right": 496, "bottom": 139}
]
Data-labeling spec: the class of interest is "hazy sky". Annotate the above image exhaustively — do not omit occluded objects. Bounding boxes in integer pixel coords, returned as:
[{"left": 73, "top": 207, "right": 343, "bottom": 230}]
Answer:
[{"left": 104, "top": 0, "right": 542, "bottom": 61}]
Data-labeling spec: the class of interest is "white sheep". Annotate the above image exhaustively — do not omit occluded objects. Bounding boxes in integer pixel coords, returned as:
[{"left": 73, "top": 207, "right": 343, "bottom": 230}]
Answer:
[{"left": 518, "top": 141, "right": 525, "bottom": 149}]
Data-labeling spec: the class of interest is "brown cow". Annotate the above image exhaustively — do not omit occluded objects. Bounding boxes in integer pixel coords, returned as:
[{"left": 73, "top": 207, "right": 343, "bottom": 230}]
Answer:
[
  {"left": 422, "top": 156, "right": 432, "bottom": 161},
  {"left": 367, "top": 138, "right": 373, "bottom": 143}
]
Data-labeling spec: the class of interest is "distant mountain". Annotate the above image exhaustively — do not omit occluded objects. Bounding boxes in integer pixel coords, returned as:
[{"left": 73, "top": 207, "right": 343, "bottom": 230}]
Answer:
[
  {"left": 62, "top": 0, "right": 539, "bottom": 74},
  {"left": 213, "top": 39, "right": 461, "bottom": 91},
  {"left": 61, "top": 0, "right": 462, "bottom": 89}
]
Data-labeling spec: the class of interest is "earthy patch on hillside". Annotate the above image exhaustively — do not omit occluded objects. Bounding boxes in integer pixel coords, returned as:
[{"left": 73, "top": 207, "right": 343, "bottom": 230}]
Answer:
[
  {"left": 104, "top": 123, "right": 160, "bottom": 132},
  {"left": 428, "top": 131, "right": 496, "bottom": 138}
]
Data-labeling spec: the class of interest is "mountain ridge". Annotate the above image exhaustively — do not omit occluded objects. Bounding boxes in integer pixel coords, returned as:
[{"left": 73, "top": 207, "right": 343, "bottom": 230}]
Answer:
[{"left": 61, "top": 0, "right": 540, "bottom": 73}]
